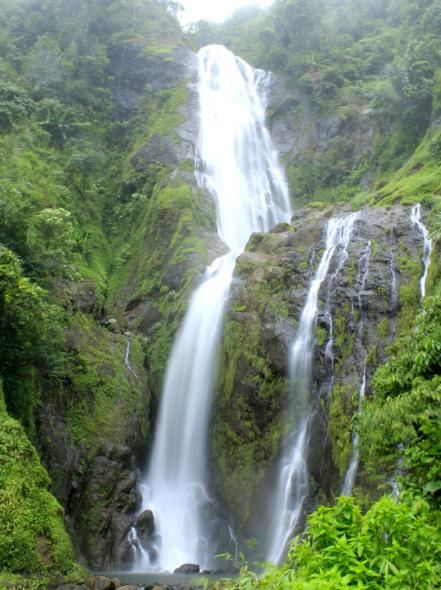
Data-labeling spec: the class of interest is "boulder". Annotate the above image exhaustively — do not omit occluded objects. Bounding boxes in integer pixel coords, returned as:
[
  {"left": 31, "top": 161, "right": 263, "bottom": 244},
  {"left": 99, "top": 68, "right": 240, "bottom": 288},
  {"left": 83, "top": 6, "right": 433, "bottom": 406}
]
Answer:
[
  {"left": 131, "top": 134, "right": 178, "bottom": 170},
  {"left": 174, "top": 563, "right": 200, "bottom": 574},
  {"left": 93, "top": 577, "right": 117, "bottom": 590},
  {"left": 135, "top": 509, "right": 155, "bottom": 543}
]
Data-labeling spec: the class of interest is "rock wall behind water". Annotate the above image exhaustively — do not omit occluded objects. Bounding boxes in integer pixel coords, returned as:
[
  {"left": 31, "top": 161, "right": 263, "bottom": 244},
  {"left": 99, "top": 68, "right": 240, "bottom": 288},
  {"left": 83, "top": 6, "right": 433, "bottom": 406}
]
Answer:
[{"left": 211, "top": 204, "right": 426, "bottom": 553}]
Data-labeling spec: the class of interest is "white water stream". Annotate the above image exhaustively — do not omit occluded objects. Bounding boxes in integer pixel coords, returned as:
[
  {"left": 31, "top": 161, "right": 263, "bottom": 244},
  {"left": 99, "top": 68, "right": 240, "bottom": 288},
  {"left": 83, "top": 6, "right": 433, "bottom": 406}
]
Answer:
[
  {"left": 341, "top": 240, "right": 371, "bottom": 497},
  {"left": 410, "top": 204, "right": 432, "bottom": 298},
  {"left": 266, "top": 213, "right": 358, "bottom": 564},
  {"left": 342, "top": 204, "right": 432, "bottom": 498},
  {"left": 125, "top": 338, "right": 139, "bottom": 382},
  {"left": 341, "top": 369, "right": 367, "bottom": 496},
  {"left": 134, "top": 45, "right": 291, "bottom": 572}
]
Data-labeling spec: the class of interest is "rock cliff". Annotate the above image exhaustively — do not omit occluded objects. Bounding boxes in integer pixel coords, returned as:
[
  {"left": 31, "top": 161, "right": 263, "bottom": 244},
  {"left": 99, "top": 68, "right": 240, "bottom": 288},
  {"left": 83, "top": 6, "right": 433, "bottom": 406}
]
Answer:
[{"left": 212, "top": 203, "right": 427, "bottom": 553}]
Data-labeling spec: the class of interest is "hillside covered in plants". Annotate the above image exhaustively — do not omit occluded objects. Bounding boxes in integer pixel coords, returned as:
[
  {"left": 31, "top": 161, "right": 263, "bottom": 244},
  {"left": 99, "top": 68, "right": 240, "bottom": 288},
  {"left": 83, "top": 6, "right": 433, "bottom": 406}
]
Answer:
[{"left": 0, "top": 0, "right": 440, "bottom": 589}]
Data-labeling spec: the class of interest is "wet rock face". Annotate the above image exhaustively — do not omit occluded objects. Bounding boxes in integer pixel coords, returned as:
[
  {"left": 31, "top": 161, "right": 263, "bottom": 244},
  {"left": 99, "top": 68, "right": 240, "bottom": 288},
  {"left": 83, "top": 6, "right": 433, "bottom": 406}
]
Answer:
[
  {"left": 135, "top": 509, "right": 155, "bottom": 541},
  {"left": 109, "top": 45, "right": 195, "bottom": 117},
  {"left": 37, "top": 401, "right": 143, "bottom": 569},
  {"left": 74, "top": 446, "right": 141, "bottom": 569},
  {"left": 71, "top": 446, "right": 141, "bottom": 569},
  {"left": 213, "top": 204, "right": 425, "bottom": 544},
  {"left": 266, "top": 73, "right": 376, "bottom": 198},
  {"left": 134, "top": 509, "right": 159, "bottom": 564},
  {"left": 131, "top": 134, "right": 179, "bottom": 170}
]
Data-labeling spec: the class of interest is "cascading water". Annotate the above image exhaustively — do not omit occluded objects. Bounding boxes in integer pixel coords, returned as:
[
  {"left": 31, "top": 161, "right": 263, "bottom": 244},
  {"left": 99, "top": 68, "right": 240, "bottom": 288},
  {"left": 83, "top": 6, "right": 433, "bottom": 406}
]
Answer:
[
  {"left": 410, "top": 204, "right": 432, "bottom": 298},
  {"left": 323, "top": 216, "right": 360, "bottom": 394},
  {"left": 124, "top": 338, "right": 139, "bottom": 382},
  {"left": 383, "top": 204, "right": 432, "bottom": 498},
  {"left": 134, "top": 44, "right": 291, "bottom": 572},
  {"left": 341, "top": 240, "right": 371, "bottom": 497},
  {"left": 388, "top": 242, "right": 399, "bottom": 339},
  {"left": 266, "top": 213, "right": 358, "bottom": 565},
  {"left": 341, "top": 368, "right": 367, "bottom": 496}
]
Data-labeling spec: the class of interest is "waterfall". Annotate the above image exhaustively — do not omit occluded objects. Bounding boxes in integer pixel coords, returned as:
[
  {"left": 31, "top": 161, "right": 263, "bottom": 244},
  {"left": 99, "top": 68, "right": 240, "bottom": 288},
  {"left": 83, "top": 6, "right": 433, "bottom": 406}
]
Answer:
[
  {"left": 135, "top": 44, "right": 291, "bottom": 572},
  {"left": 341, "top": 240, "right": 371, "bottom": 496},
  {"left": 410, "top": 204, "right": 432, "bottom": 298},
  {"left": 266, "top": 213, "right": 358, "bottom": 564},
  {"left": 341, "top": 236, "right": 370, "bottom": 496},
  {"left": 125, "top": 338, "right": 139, "bottom": 382},
  {"left": 323, "top": 217, "right": 360, "bottom": 395},
  {"left": 341, "top": 368, "right": 367, "bottom": 496},
  {"left": 389, "top": 241, "right": 399, "bottom": 339}
]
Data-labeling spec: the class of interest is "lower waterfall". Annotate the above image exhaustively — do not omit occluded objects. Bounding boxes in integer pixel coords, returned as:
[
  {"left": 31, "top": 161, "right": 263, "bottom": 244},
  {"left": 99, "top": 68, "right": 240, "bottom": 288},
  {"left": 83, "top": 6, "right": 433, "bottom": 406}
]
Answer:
[
  {"left": 133, "top": 44, "right": 291, "bottom": 572},
  {"left": 266, "top": 213, "right": 359, "bottom": 564}
]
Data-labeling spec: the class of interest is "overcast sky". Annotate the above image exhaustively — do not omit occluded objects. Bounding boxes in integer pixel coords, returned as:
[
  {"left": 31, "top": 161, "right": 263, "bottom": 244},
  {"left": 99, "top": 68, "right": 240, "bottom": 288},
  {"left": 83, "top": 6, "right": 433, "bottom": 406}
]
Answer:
[{"left": 178, "top": 0, "right": 275, "bottom": 25}]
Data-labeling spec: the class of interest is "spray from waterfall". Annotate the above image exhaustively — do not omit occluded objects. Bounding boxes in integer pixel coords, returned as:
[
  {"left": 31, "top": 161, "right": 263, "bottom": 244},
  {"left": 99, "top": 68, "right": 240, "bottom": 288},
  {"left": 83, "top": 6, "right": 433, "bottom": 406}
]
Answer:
[
  {"left": 266, "top": 213, "right": 358, "bottom": 564},
  {"left": 133, "top": 44, "right": 291, "bottom": 572}
]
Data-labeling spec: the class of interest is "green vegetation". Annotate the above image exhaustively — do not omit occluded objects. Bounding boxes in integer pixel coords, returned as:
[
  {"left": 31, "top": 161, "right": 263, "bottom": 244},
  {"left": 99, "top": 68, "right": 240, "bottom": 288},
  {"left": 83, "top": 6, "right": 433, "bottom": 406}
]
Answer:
[
  {"left": 196, "top": 0, "right": 441, "bottom": 208},
  {"left": 226, "top": 495, "right": 441, "bottom": 590},
  {"left": 235, "top": 293, "right": 441, "bottom": 589},
  {"left": 212, "top": 242, "right": 297, "bottom": 527},
  {"left": 214, "top": 314, "right": 287, "bottom": 527},
  {"left": 0, "top": 0, "right": 194, "bottom": 582},
  {"left": 359, "top": 296, "right": 441, "bottom": 502},
  {"left": 1, "top": 0, "right": 441, "bottom": 586},
  {"left": 63, "top": 313, "right": 149, "bottom": 449},
  {"left": 0, "top": 246, "right": 64, "bottom": 434},
  {"left": 0, "top": 381, "right": 82, "bottom": 581}
]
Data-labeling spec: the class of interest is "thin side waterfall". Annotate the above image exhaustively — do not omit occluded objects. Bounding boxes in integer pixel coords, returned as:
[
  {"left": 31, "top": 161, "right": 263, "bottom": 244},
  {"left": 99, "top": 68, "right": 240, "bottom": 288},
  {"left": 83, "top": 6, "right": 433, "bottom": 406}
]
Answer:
[
  {"left": 389, "top": 242, "right": 399, "bottom": 339},
  {"left": 323, "top": 217, "right": 359, "bottom": 394},
  {"left": 410, "top": 204, "right": 432, "bottom": 298},
  {"left": 134, "top": 44, "right": 291, "bottom": 572},
  {"left": 341, "top": 368, "right": 367, "bottom": 496},
  {"left": 266, "top": 213, "right": 358, "bottom": 565},
  {"left": 125, "top": 338, "right": 139, "bottom": 382},
  {"left": 341, "top": 240, "right": 371, "bottom": 496},
  {"left": 384, "top": 203, "right": 432, "bottom": 498},
  {"left": 387, "top": 444, "right": 405, "bottom": 499}
]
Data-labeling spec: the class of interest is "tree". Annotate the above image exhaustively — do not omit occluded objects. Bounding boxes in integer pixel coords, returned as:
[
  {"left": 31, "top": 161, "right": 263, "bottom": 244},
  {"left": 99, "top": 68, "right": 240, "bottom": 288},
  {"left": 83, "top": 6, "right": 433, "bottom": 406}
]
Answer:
[
  {"left": 273, "top": 0, "right": 325, "bottom": 53},
  {"left": 26, "top": 208, "right": 77, "bottom": 279},
  {"left": 0, "top": 81, "right": 34, "bottom": 132},
  {"left": 0, "top": 246, "right": 62, "bottom": 429}
]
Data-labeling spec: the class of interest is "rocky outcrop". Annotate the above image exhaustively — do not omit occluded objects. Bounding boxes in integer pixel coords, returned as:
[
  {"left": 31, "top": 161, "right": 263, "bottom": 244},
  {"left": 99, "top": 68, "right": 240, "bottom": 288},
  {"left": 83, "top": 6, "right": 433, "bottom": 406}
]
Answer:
[
  {"left": 109, "top": 41, "right": 194, "bottom": 117},
  {"left": 266, "top": 73, "right": 376, "bottom": 202},
  {"left": 212, "top": 204, "right": 426, "bottom": 550},
  {"left": 70, "top": 444, "right": 141, "bottom": 569},
  {"left": 38, "top": 403, "right": 145, "bottom": 569},
  {"left": 133, "top": 509, "right": 158, "bottom": 563},
  {"left": 36, "top": 317, "right": 150, "bottom": 569}
]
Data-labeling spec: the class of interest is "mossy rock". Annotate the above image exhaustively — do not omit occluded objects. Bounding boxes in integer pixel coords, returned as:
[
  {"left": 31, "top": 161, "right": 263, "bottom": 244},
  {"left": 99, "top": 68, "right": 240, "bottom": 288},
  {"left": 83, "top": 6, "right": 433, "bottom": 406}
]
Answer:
[{"left": 0, "top": 383, "right": 80, "bottom": 577}]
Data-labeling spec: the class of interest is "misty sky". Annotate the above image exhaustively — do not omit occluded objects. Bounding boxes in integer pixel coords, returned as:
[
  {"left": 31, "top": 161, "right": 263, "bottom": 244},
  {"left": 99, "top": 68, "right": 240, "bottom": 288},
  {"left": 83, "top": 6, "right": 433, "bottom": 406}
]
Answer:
[{"left": 178, "top": 0, "right": 275, "bottom": 25}]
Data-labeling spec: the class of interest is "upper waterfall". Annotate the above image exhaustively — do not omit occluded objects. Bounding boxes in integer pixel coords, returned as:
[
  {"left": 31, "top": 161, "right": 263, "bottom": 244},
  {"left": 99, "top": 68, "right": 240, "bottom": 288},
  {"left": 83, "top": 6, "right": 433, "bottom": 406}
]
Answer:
[
  {"left": 134, "top": 45, "right": 292, "bottom": 572},
  {"left": 196, "top": 45, "right": 292, "bottom": 253}
]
